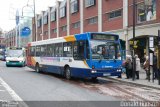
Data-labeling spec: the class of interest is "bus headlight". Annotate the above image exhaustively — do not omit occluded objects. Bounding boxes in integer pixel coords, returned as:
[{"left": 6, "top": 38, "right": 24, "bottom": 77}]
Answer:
[
  {"left": 91, "top": 70, "right": 97, "bottom": 73},
  {"left": 117, "top": 69, "right": 121, "bottom": 72},
  {"left": 6, "top": 60, "right": 9, "bottom": 63},
  {"left": 19, "top": 61, "right": 23, "bottom": 63}
]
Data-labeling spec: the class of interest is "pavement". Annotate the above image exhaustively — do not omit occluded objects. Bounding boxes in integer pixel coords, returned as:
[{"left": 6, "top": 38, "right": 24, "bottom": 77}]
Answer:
[{"left": 107, "top": 67, "right": 160, "bottom": 90}]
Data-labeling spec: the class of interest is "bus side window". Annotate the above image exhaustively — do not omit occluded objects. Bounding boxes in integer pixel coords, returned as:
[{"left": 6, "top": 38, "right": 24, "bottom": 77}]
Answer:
[
  {"left": 73, "top": 41, "right": 85, "bottom": 60},
  {"left": 63, "top": 42, "right": 72, "bottom": 57},
  {"left": 31, "top": 46, "right": 35, "bottom": 56},
  {"left": 46, "top": 44, "right": 54, "bottom": 57},
  {"left": 55, "top": 43, "right": 63, "bottom": 57}
]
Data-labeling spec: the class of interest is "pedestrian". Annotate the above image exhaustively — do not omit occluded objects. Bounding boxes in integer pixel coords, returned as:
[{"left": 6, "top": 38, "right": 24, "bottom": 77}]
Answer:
[
  {"left": 124, "top": 55, "right": 132, "bottom": 79},
  {"left": 135, "top": 54, "right": 141, "bottom": 79},
  {"left": 143, "top": 56, "right": 150, "bottom": 81},
  {"left": 153, "top": 52, "right": 158, "bottom": 79}
]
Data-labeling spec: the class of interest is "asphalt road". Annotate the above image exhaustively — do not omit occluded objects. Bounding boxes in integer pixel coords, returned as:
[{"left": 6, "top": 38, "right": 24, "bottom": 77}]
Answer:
[
  {"left": 0, "top": 61, "right": 118, "bottom": 102},
  {"left": 1, "top": 61, "right": 160, "bottom": 107}
]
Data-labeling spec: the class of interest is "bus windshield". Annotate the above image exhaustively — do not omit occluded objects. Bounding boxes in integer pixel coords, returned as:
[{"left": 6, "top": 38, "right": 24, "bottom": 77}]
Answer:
[
  {"left": 90, "top": 40, "right": 121, "bottom": 60},
  {"left": 7, "top": 50, "right": 23, "bottom": 57}
]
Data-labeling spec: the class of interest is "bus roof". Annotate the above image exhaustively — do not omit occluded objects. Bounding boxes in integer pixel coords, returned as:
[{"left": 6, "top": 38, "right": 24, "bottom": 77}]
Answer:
[{"left": 29, "top": 32, "right": 119, "bottom": 46}]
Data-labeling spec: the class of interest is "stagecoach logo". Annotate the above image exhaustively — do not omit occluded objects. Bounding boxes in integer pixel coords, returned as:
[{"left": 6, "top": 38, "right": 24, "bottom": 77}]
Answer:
[{"left": 102, "top": 66, "right": 113, "bottom": 68}]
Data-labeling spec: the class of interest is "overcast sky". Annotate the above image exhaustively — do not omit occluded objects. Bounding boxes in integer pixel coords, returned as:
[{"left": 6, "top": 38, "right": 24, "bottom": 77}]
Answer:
[{"left": 0, "top": 0, "right": 56, "bottom": 32}]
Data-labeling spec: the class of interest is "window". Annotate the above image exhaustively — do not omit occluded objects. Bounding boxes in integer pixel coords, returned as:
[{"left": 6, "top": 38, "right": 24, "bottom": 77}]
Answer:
[
  {"left": 37, "top": 19, "right": 42, "bottom": 27},
  {"left": 55, "top": 43, "right": 63, "bottom": 57},
  {"left": 46, "top": 44, "right": 55, "bottom": 57},
  {"left": 88, "top": 17, "right": 97, "bottom": 24},
  {"left": 61, "top": 25, "right": 67, "bottom": 32},
  {"left": 35, "top": 46, "right": 41, "bottom": 56},
  {"left": 43, "top": 15, "right": 48, "bottom": 24},
  {"left": 51, "top": 11, "right": 56, "bottom": 21},
  {"left": 73, "top": 41, "right": 86, "bottom": 60},
  {"left": 40, "top": 45, "right": 47, "bottom": 56},
  {"left": 52, "top": 28, "right": 57, "bottom": 33},
  {"left": 137, "top": 1, "right": 156, "bottom": 23},
  {"left": 108, "top": 10, "right": 122, "bottom": 19},
  {"left": 85, "top": 0, "right": 95, "bottom": 7},
  {"left": 60, "top": 7, "right": 66, "bottom": 18},
  {"left": 70, "top": 0, "right": 78, "bottom": 14},
  {"left": 63, "top": 42, "right": 73, "bottom": 57},
  {"left": 30, "top": 46, "right": 35, "bottom": 56},
  {"left": 72, "top": 21, "right": 80, "bottom": 29}
]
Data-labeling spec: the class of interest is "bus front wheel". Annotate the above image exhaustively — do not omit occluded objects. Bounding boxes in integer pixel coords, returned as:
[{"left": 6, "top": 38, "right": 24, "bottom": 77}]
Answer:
[
  {"left": 65, "top": 67, "right": 71, "bottom": 80},
  {"left": 91, "top": 77, "right": 98, "bottom": 82}
]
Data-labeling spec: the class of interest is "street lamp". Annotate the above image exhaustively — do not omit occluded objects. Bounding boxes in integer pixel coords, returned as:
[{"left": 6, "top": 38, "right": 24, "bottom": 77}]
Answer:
[{"left": 132, "top": 0, "right": 136, "bottom": 81}]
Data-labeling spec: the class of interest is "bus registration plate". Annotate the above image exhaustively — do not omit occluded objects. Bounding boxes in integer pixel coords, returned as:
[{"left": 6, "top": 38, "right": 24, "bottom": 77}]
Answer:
[{"left": 103, "top": 73, "right": 110, "bottom": 76}]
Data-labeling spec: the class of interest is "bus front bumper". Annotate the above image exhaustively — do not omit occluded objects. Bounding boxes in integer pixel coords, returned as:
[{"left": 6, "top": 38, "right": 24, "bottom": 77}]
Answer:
[{"left": 89, "top": 69, "right": 122, "bottom": 77}]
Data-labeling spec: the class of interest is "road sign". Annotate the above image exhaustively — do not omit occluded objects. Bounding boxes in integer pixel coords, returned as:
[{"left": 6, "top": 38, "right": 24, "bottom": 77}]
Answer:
[{"left": 21, "top": 27, "right": 31, "bottom": 37}]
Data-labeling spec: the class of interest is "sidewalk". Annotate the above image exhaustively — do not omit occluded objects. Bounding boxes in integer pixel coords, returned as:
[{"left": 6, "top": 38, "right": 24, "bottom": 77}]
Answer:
[{"left": 107, "top": 68, "right": 160, "bottom": 90}]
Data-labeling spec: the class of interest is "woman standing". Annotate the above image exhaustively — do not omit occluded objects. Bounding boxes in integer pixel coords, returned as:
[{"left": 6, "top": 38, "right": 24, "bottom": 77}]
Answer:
[{"left": 135, "top": 55, "right": 141, "bottom": 79}]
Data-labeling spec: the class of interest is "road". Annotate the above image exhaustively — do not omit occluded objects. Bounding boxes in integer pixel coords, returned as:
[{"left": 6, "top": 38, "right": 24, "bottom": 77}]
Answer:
[{"left": 0, "top": 61, "right": 160, "bottom": 107}]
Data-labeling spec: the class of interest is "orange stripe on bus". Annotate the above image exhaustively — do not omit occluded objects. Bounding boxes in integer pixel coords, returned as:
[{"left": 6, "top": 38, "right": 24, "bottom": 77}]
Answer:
[
  {"left": 64, "top": 35, "right": 76, "bottom": 42},
  {"left": 83, "top": 60, "right": 90, "bottom": 68},
  {"left": 31, "top": 57, "right": 36, "bottom": 66}
]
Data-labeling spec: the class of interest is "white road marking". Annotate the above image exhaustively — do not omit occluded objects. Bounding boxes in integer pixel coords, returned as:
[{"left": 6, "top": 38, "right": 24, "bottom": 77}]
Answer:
[
  {"left": 0, "top": 90, "right": 5, "bottom": 92},
  {"left": 0, "top": 77, "right": 29, "bottom": 107}
]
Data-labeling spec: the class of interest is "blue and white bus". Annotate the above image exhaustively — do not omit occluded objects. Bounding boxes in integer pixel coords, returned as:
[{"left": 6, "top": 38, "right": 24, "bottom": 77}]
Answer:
[{"left": 27, "top": 32, "right": 123, "bottom": 80}]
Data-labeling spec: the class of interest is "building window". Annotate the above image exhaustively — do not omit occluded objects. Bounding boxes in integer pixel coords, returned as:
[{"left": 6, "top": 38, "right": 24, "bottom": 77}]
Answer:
[
  {"left": 61, "top": 25, "right": 67, "bottom": 32},
  {"left": 72, "top": 21, "right": 80, "bottom": 28},
  {"left": 43, "top": 15, "right": 48, "bottom": 24},
  {"left": 88, "top": 17, "right": 97, "bottom": 24},
  {"left": 37, "top": 19, "right": 42, "bottom": 27},
  {"left": 52, "top": 28, "right": 57, "bottom": 33},
  {"left": 85, "top": 0, "right": 95, "bottom": 7},
  {"left": 70, "top": 0, "right": 78, "bottom": 14},
  {"left": 137, "top": 0, "right": 156, "bottom": 23},
  {"left": 51, "top": 11, "right": 56, "bottom": 21},
  {"left": 108, "top": 9, "right": 122, "bottom": 19}
]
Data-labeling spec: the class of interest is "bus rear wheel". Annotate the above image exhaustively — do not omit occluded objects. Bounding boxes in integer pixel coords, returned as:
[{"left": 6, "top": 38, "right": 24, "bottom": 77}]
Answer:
[
  {"left": 65, "top": 67, "right": 71, "bottom": 80},
  {"left": 35, "top": 63, "right": 40, "bottom": 73}
]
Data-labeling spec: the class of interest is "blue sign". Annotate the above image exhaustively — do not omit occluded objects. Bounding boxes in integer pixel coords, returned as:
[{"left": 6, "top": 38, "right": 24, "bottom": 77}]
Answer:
[{"left": 21, "top": 27, "right": 31, "bottom": 37}]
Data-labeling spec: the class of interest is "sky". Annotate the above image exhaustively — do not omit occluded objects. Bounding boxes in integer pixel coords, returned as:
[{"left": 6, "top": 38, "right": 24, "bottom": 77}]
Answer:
[{"left": 0, "top": 0, "right": 56, "bottom": 32}]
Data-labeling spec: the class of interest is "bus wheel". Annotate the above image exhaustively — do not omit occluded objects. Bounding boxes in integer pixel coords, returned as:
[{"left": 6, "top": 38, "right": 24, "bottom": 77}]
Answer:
[
  {"left": 65, "top": 67, "right": 71, "bottom": 80},
  {"left": 35, "top": 63, "right": 40, "bottom": 73},
  {"left": 91, "top": 77, "right": 98, "bottom": 82}
]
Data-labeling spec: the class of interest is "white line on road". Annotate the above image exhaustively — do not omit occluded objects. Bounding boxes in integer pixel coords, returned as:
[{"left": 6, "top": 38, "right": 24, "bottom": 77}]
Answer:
[
  {"left": 0, "top": 77, "right": 29, "bottom": 107},
  {"left": 0, "top": 90, "right": 5, "bottom": 92}
]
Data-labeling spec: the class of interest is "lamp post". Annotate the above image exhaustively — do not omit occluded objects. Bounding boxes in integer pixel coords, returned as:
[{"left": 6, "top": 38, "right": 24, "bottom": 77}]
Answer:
[{"left": 132, "top": 0, "right": 136, "bottom": 81}]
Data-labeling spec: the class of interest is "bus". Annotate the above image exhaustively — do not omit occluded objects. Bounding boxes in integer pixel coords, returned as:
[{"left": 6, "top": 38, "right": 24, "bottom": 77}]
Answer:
[
  {"left": 6, "top": 47, "right": 26, "bottom": 67},
  {"left": 27, "top": 32, "right": 123, "bottom": 80}
]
